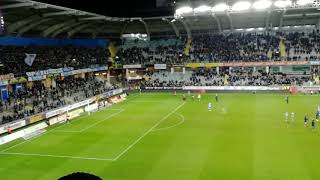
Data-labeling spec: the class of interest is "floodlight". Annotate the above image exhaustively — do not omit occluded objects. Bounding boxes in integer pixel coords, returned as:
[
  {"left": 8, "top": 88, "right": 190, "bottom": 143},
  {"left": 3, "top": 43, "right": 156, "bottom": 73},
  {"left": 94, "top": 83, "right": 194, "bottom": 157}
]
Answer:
[
  {"left": 246, "top": 28, "right": 255, "bottom": 31},
  {"left": 176, "top": 6, "right": 193, "bottom": 16},
  {"left": 232, "top": 1, "right": 251, "bottom": 11},
  {"left": 253, "top": 0, "right": 272, "bottom": 10},
  {"left": 212, "top": 3, "right": 229, "bottom": 12},
  {"left": 296, "top": 0, "right": 313, "bottom": 6},
  {"left": 274, "top": 0, "right": 292, "bottom": 8},
  {"left": 257, "top": 27, "right": 265, "bottom": 31},
  {"left": 194, "top": 5, "right": 211, "bottom": 13}
]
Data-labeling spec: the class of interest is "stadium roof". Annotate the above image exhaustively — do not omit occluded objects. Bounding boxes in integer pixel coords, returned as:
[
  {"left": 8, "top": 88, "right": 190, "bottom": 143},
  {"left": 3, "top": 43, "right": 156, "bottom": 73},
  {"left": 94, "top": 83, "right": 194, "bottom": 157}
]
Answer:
[{"left": 1, "top": 0, "right": 320, "bottom": 39}]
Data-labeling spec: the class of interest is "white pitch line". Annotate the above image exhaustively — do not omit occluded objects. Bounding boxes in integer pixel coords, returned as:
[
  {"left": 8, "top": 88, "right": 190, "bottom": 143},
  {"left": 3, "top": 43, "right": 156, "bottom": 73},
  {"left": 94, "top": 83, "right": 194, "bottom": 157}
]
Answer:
[
  {"left": 113, "top": 102, "right": 186, "bottom": 161},
  {"left": 1, "top": 140, "right": 30, "bottom": 153},
  {"left": 152, "top": 113, "right": 185, "bottom": 132},
  {"left": 51, "top": 130, "right": 81, "bottom": 133},
  {"left": 1, "top": 123, "right": 65, "bottom": 153},
  {"left": 79, "top": 109, "right": 125, "bottom": 132},
  {"left": 0, "top": 152, "right": 115, "bottom": 161},
  {"left": 51, "top": 109, "right": 125, "bottom": 133},
  {"left": 2, "top": 109, "right": 125, "bottom": 152}
]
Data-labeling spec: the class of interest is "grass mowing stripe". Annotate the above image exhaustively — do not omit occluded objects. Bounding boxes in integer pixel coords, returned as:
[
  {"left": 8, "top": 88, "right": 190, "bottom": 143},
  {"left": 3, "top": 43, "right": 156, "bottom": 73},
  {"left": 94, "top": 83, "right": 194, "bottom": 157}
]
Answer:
[{"left": 113, "top": 102, "right": 186, "bottom": 161}]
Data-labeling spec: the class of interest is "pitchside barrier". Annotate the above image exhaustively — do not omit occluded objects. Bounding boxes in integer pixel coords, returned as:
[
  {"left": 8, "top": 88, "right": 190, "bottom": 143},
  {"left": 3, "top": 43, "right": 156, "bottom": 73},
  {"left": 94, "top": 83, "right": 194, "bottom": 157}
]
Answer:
[
  {"left": 0, "top": 89, "right": 127, "bottom": 145},
  {"left": 0, "top": 88, "right": 124, "bottom": 136},
  {"left": 0, "top": 122, "right": 48, "bottom": 145},
  {"left": 142, "top": 86, "right": 320, "bottom": 95},
  {"left": 143, "top": 86, "right": 290, "bottom": 94}
]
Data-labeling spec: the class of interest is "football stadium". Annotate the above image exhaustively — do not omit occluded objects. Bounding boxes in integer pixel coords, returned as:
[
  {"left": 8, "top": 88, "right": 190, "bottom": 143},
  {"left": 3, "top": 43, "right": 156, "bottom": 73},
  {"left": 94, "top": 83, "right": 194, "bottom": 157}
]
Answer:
[{"left": 1, "top": 0, "right": 320, "bottom": 179}]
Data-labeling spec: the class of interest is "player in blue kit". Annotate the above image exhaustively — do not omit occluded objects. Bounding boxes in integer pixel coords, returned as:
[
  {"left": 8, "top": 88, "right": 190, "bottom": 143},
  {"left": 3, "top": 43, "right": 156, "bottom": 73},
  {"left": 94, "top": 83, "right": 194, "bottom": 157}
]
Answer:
[
  {"left": 285, "top": 95, "right": 289, "bottom": 104},
  {"left": 311, "top": 118, "right": 315, "bottom": 129},
  {"left": 304, "top": 116, "right": 308, "bottom": 127},
  {"left": 316, "top": 111, "right": 319, "bottom": 122},
  {"left": 215, "top": 94, "right": 218, "bottom": 102}
]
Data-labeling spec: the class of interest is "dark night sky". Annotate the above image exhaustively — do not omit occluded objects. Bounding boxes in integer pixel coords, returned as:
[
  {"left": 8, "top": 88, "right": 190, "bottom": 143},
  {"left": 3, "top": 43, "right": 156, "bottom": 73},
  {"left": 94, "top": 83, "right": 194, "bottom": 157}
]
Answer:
[{"left": 33, "top": 0, "right": 175, "bottom": 17}]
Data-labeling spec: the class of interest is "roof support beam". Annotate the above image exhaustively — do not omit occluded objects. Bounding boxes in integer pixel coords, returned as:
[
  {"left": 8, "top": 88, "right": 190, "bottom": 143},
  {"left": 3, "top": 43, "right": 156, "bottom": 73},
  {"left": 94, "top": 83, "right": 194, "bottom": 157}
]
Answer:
[
  {"left": 212, "top": 14, "right": 222, "bottom": 34},
  {"left": 43, "top": 11, "right": 78, "bottom": 17},
  {"left": 120, "top": 21, "right": 129, "bottom": 38},
  {"left": 51, "top": 22, "right": 85, "bottom": 38},
  {"left": 265, "top": 11, "right": 271, "bottom": 30},
  {"left": 67, "top": 24, "right": 92, "bottom": 38},
  {"left": 227, "top": 13, "right": 234, "bottom": 31},
  {"left": 41, "top": 19, "right": 76, "bottom": 37},
  {"left": 162, "top": 19, "right": 180, "bottom": 37},
  {"left": 0, "top": 2, "right": 33, "bottom": 10},
  {"left": 179, "top": 19, "right": 191, "bottom": 39},
  {"left": 84, "top": 27, "right": 101, "bottom": 39},
  {"left": 317, "top": 17, "right": 320, "bottom": 29},
  {"left": 279, "top": 10, "right": 286, "bottom": 31},
  {"left": 169, "top": 21, "right": 180, "bottom": 37},
  {"left": 140, "top": 20, "right": 150, "bottom": 38},
  {"left": 7, "top": 15, "right": 41, "bottom": 33},
  {"left": 18, "top": 18, "right": 52, "bottom": 36}
]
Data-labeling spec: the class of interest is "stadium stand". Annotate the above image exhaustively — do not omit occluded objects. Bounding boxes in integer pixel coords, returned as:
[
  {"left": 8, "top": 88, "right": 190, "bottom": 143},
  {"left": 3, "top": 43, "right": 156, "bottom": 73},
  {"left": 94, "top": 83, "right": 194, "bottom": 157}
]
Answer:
[
  {"left": 117, "top": 31, "right": 320, "bottom": 64},
  {"left": 0, "top": 45, "right": 109, "bottom": 76},
  {"left": 0, "top": 76, "right": 117, "bottom": 124}
]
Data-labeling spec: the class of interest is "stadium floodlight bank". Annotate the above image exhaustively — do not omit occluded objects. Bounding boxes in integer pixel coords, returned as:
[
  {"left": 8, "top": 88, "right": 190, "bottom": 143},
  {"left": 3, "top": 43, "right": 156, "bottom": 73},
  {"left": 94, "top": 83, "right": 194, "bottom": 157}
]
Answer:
[{"left": 174, "top": 0, "right": 319, "bottom": 18}]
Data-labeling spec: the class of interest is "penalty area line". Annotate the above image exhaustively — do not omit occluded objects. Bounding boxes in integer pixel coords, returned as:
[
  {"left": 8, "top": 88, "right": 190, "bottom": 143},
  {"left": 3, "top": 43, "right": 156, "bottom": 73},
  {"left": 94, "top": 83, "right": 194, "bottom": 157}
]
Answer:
[
  {"left": 152, "top": 113, "right": 185, "bottom": 132},
  {"left": 113, "top": 102, "right": 186, "bottom": 161},
  {"left": 0, "top": 152, "right": 115, "bottom": 161}
]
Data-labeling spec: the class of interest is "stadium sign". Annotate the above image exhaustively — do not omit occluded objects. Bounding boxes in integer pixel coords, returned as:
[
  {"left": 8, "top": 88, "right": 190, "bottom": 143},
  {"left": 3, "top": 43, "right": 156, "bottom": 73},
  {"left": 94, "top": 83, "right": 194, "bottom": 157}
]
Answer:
[
  {"left": 101, "top": 88, "right": 123, "bottom": 98},
  {"left": 45, "top": 98, "right": 95, "bottom": 118},
  {"left": 0, "top": 119, "right": 26, "bottom": 134},
  {"left": 0, "top": 130, "right": 25, "bottom": 145},
  {"left": 123, "top": 64, "right": 142, "bottom": 69},
  {"left": 26, "top": 67, "right": 74, "bottom": 77},
  {"left": 309, "top": 61, "right": 320, "bottom": 65},
  {"left": 28, "top": 75, "right": 46, "bottom": 81},
  {"left": 48, "top": 114, "right": 67, "bottom": 125},
  {"left": 222, "top": 61, "right": 309, "bottom": 67},
  {"left": 0, "top": 80, "right": 8, "bottom": 86},
  {"left": 205, "top": 63, "right": 222, "bottom": 67},
  {"left": 154, "top": 64, "right": 167, "bottom": 69},
  {"left": 185, "top": 63, "right": 205, "bottom": 68},
  {"left": 145, "top": 87, "right": 183, "bottom": 90},
  {"left": 26, "top": 66, "right": 108, "bottom": 79},
  {"left": 0, "top": 73, "right": 14, "bottom": 81},
  {"left": 184, "top": 61, "right": 309, "bottom": 68}
]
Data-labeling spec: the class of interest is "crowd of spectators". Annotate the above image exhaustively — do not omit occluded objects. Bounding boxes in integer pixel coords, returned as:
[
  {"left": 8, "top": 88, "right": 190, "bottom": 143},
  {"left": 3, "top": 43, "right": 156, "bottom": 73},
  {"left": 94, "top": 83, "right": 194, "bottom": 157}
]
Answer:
[
  {"left": 0, "top": 45, "right": 109, "bottom": 76},
  {"left": 0, "top": 76, "right": 117, "bottom": 124},
  {"left": 117, "top": 30, "right": 320, "bottom": 65},
  {"left": 142, "top": 69, "right": 311, "bottom": 88}
]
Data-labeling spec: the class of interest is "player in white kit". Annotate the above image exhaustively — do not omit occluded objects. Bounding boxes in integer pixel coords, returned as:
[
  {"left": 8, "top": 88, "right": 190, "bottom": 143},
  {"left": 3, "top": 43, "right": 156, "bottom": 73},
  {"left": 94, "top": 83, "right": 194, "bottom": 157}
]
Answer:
[
  {"left": 285, "top": 112, "right": 289, "bottom": 123},
  {"left": 208, "top": 102, "right": 212, "bottom": 111},
  {"left": 198, "top": 94, "right": 201, "bottom": 101},
  {"left": 291, "top": 112, "right": 295, "bottom": 123}
]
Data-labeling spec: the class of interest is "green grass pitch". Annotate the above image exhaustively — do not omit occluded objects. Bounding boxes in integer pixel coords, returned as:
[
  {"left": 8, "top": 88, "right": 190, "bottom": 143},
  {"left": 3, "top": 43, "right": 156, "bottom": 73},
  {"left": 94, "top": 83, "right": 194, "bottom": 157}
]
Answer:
[{"left": 0, "top": 93, "right": 320, "bottom": 180}]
